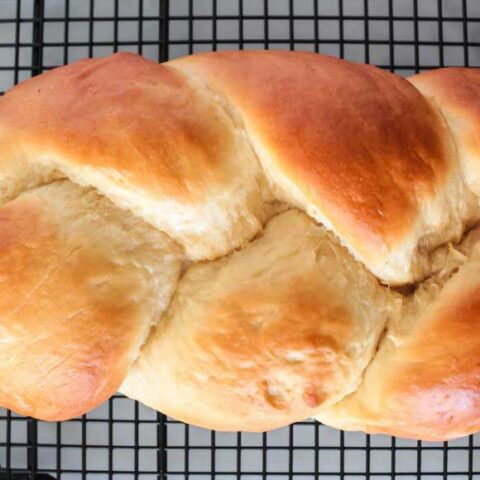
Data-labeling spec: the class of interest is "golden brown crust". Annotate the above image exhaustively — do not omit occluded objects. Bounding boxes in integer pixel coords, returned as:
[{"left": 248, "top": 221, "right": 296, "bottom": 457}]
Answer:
[
  {"left": 0, "top": 52, "right": 271, "bottom": 260},
  {"left": 0, "top": 181, "right": 181, "bottom": 420},
  {"left": 171, "top": 50, "right": 467, "bottom": 284},
  {"left": 0, "top": 54, "right": 224, "bottom": 198},
  {"left": 317, "top": 239, "right": 480, "bottom": 440},
  {"left": 0, "top": 195, "right": 130, "bottom": 419},
  {"left": 410, "top": 68, "right": 480, "bottom": 196},
  {"left": 121, "top": 210, "right": 392, "bottom": 431}
]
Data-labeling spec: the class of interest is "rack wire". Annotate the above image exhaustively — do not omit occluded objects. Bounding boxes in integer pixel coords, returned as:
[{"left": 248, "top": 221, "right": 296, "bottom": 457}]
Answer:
[{"left": 0, "top": 0, "right": 480, "bottom": 478}]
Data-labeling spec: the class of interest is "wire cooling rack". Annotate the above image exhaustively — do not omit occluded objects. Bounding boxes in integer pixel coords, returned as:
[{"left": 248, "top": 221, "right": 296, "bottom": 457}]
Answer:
[{"left": 1, "top": 0, "right": 480, "bottom": 478}]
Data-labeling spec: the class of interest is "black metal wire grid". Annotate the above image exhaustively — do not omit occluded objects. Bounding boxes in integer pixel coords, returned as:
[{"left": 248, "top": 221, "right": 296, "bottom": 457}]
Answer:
[{"left": 0, "top": 0, "right": 480, "bottom": 479}]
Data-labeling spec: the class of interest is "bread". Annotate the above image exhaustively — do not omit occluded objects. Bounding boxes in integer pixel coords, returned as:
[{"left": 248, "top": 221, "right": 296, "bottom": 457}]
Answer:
[
  {"left": 0, "top": 180, "right": 181, "bottom": 420},
  {"left": 1, "top": 51, "right": 480, "bottom": 439},
  {"left": 121, "top": 209, "right": 394, "bottom": 431}
]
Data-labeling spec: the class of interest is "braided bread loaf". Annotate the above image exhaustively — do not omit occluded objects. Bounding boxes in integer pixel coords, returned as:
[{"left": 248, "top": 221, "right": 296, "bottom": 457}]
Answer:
[{"left": 1, "top": 51, "right": 480, "bottom": 440}]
